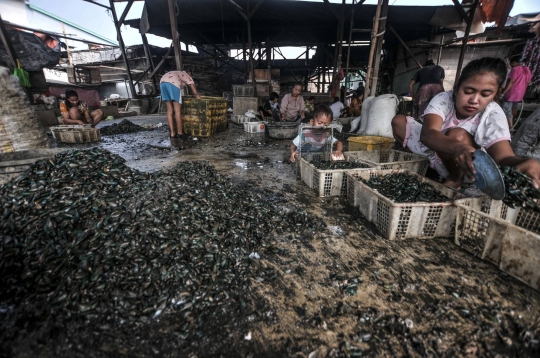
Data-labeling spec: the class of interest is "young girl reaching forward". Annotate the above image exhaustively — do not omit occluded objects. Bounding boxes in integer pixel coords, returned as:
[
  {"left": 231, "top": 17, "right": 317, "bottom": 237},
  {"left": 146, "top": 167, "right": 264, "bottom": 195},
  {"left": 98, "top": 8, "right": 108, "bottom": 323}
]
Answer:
[
  {"left": 391, "top": 57, "right": 540, "bottom": 189},
  {"left": 60, "top": 90, "right": 103, "bottom": 127},
  {"left": 290, "top": 105, "right": 343, "bottom": 162}
]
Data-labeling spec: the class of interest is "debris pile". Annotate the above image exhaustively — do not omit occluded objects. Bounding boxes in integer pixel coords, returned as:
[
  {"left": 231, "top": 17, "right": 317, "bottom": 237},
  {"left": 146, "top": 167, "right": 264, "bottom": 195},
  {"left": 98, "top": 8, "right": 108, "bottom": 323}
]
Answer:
[
  {"left": 100, "top": 119, "right": 149, "bottom": 136},
  {"left": 0, "top": 148, "right": 325, "bottom": 354}
]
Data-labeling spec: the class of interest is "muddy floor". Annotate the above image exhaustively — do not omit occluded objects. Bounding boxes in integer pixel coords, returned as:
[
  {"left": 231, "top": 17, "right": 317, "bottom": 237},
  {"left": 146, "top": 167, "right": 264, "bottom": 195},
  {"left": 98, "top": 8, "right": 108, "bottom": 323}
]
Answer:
[{"left": 1, "top": 115, "right": 539, "bottom": 358}]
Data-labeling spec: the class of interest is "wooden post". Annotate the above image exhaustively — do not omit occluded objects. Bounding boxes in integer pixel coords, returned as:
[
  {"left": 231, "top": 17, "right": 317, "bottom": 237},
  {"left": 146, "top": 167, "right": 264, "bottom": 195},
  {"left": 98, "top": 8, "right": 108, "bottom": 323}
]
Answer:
[
  {"left": 168, "top": 0, "right": 182, "bottom": 71},
  {"left": 370, "top": 0, "right": 388, "bottom": 95},
  {"left": 364, "top": 0, "right": 382, "bottom": 99},
  {"left": 141, "top": 33, "right": 154, "bottom": 71},
  {"left": 389, "top": 26, "right": 422, "bottom": 69},
  {"left": 109, "top": 0, "right": 137, "bottom": 98},
  {"left": 437, "top": 35, "right": 444, "bottom": 65},
  {"left": 246, "top": 2, "right": 256, "bottom": 96},
  {"left": 345, "top": 0, "right": 355, "bottom": 87},
  {"left": 455, "top": 0, "right": 478, "bottom": 82}
]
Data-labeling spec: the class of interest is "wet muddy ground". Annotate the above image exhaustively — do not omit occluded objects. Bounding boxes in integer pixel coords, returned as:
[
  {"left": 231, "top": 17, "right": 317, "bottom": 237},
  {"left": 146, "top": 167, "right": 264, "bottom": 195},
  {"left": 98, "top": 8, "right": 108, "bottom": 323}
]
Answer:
[{"left": 1, "top": 115, "right": 539, "bottom": 358}]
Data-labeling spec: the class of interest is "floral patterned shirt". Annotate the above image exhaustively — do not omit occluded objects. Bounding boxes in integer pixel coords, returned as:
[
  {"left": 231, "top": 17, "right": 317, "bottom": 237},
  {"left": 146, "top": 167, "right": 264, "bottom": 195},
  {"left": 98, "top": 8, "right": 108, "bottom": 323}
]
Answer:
[{"left": 421, "top": 91, "right": 511, "bottom": 149}]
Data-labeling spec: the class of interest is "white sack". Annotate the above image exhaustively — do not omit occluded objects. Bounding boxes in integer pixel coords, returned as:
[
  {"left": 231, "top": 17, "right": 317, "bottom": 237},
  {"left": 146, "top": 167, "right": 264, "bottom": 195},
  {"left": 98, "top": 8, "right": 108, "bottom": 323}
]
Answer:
[
  {"left": 362, "top": 94, "right": 398, "bottom": 138},
  {"left": 357, "top": 96, "right": 375, "bottom": 134}
]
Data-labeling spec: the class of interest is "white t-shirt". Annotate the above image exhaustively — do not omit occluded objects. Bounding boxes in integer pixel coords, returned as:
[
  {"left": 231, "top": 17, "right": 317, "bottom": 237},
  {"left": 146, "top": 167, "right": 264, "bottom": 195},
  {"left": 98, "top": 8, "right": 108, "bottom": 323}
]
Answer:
[
  {"left": 329, "top": 102, "right": 344, "bottom": 119},
  {"left": 422, "top": 91, "right": 511, "bottom": 149}
]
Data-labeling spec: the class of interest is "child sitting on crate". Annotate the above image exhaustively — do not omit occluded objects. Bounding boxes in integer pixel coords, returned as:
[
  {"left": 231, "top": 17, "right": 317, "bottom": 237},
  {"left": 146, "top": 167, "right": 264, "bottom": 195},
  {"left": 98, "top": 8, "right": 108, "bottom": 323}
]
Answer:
[{"left": 290, "top": 105, "right": 343, "bottom": 162}]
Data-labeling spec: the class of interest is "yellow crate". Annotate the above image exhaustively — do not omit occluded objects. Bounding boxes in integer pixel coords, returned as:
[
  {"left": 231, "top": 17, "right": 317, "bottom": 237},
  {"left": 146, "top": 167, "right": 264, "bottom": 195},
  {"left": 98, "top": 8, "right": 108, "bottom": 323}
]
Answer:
[
  {"left": 347, "top": 136, "right": 394, "bottom": 151},
  {"left": 182, "top": 96, "right": 227, "bottom": 137}
]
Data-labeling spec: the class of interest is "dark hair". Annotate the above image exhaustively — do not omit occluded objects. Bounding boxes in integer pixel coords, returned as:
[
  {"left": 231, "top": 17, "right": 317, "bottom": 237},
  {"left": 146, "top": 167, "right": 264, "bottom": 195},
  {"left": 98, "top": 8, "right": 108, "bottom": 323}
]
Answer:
[
  {"left": 270, "top": 92, "right": 279, "bottom": 101},
  {"left": 312, "top": 104, "right": 333, "bottom": 120},
  {"left": 333, "top": 97, "right": 339, "bottom": 103},
  {"left": 509, "top": 54, "right": 522, "bottom": 63},
  {"left": 454, "top": 57, "right": 507, "bottom": 92},
  {"left": 64, "top": 89, "right": 79, "bottom": 108},
  {"left": 308, "top": 96, "right": 316, "bottom": 101},
  {"left": 292, "top": 82, "right": 303, "bottom": 89},
  {"left": 424, "top": 59, "right": 435, "bottom": 66}
]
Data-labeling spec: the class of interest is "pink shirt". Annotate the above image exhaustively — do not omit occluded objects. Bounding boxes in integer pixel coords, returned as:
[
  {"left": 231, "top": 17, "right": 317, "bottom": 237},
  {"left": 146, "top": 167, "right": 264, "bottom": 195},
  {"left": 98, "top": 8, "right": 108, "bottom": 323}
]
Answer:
[
  {"left": 504, "top": 65, "right": 531, "bottom": 102},
  {"left": 160, "top": 71, "right": 194, "bottom": 89},
  {"left": 280, "top": 93, "right": 305, "bottom": 121}
]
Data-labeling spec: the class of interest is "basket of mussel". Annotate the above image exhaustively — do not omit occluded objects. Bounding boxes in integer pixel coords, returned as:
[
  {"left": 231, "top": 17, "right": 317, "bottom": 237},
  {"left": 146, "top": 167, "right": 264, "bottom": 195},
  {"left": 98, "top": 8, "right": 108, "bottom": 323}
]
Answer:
[
  {"left": 298, "top": 157, "right": 374, "bottom": 197},
  {"left": 346, "top": 169, "right": 477, "bottom": 240},
  {"left": 454, "top": 166, "right": 540, "bottom": 291},
  {"left": 344, "top": 149, "right": 429, "bottom": 175}
]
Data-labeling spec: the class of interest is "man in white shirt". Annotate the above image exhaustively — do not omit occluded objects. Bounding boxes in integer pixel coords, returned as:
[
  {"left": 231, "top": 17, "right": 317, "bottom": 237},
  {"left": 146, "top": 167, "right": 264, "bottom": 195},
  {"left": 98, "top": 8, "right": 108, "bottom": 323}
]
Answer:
[{"left": 329, "top": 97, "right": 344, "bottom": 119}]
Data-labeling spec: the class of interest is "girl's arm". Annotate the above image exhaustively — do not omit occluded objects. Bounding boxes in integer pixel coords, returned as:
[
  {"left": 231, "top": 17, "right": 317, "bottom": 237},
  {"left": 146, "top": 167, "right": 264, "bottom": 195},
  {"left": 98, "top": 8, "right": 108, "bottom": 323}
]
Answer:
[
  {"left": 420, "top": 113, "right": 477, "bottom": 178},
  {"left": 409, "top": 80, "right": 416, "bottom": 97},
  {"left": 487, "top": 141, "right": 540, "bottom": 188},
  {"left": 333, "top": 140, "right": 343, "bottom": 155},
  {"left": 501, "top": 78, "right": 516, "bottom": 96},
  {"left": 290, "top": 144, "right": 298, "bottom": 162}
]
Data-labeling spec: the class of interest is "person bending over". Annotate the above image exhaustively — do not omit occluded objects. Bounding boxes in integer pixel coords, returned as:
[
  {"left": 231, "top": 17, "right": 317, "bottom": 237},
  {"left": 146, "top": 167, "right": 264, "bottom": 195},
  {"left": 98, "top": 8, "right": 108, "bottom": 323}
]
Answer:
[{"left": 391, "top": 57, "right": 540, "bottom": 190}]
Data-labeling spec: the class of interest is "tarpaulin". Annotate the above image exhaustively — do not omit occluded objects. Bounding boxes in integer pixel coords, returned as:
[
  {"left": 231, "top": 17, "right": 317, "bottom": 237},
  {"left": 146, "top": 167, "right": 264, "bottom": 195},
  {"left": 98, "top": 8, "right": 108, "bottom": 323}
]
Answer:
[{"left": 0, "top": 28, "right": 61, "bottom": 72}]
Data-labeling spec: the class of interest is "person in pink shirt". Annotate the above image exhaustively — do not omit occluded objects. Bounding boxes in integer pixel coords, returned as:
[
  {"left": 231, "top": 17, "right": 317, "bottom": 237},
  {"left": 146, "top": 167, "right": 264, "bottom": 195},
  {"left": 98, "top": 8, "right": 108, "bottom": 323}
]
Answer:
[
  {"left": 160, "top": 70, "right": 201, "bottom": 138},
  {"left": 500, "top": 55, "right": 532, "bottom": 130}
]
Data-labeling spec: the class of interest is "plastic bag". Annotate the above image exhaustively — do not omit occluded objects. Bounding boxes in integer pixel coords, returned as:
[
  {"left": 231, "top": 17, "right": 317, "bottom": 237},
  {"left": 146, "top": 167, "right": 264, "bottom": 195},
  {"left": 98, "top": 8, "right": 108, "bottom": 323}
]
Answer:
[
  {"left": 13, "top": 60, "right": 30, "bottom": 87},
  {"left": 363, "top": 94, "right": 399, "bottom": 138}
]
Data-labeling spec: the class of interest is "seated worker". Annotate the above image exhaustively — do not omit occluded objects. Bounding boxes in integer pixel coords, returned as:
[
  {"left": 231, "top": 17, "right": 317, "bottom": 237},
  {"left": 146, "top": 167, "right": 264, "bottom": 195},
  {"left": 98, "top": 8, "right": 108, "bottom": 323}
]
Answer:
[
  {"left": 290, "top": 104, "right": 343, "bottom": 162},
  {"left": 391, "top": 57, "right": 540, "bottom": 190},
  {"left": 259, "top": 92, "right": 280, "bottom": 121},
  {"left": 60, "top": 90, "right": 103, "bottom": 127},
  {"left": 304, "top": 96, "right": 316, "bottom": 121},
  {"left": 281, "top": 83, "right": 305, "bottom": 123},
  {"left": 348, "top": 93, "right": 362, "bottom": 117},
  {"left": 329, "top": 97, "right": 345, "bottom": 119}
]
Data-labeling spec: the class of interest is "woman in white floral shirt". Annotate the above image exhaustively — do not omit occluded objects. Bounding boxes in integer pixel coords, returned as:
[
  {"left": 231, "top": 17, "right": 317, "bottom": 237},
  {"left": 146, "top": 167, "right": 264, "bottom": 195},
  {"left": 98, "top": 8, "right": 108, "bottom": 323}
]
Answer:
[{"left": 392, "top": 57, "right": 540, "bottom": 189}]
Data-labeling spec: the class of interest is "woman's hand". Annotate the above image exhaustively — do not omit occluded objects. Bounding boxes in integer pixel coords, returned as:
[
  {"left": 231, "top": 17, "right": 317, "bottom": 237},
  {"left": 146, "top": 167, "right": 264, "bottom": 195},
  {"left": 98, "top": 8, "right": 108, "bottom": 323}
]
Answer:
[
  {"left": 514, "top": 159, "right": 540, "bottom": 188},
  {"left": 452, "top": 142, "right": 477, "bottom": 180}
]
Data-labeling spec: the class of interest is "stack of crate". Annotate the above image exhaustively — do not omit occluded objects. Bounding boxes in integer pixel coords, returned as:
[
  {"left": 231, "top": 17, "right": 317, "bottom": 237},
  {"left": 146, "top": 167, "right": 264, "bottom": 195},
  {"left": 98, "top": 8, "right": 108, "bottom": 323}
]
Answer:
[{"left": 232, "top": 85, "right": 258, "bottom": 123}]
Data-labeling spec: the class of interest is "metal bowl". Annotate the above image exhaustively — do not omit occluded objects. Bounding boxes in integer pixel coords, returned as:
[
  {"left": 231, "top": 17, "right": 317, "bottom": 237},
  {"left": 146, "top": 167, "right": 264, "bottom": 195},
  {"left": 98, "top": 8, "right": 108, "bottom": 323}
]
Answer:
[{"left": 266, "top": 122, "right": 300, "bottom": 139}]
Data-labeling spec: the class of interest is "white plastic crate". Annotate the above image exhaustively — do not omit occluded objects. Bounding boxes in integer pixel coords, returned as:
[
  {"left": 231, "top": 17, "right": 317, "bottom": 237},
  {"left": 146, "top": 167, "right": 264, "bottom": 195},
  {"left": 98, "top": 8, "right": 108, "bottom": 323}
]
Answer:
[
  {"left": 455, "top": 198, "right": 540, "bottom": 290},
  {"left": 298, "top": 157, "right": 374, "bottom": 197},
  {"left": 344, "top": 149, "right": 429, "bottom": 176},
  {"left": 51, "top": 125, "right": 101, "bottom": 143},
  {"left": 346, "top": 169, "right": 474, "bottom": 240},
  {"left": 244, "top": 121, "right": 266, "bottom": 133}
]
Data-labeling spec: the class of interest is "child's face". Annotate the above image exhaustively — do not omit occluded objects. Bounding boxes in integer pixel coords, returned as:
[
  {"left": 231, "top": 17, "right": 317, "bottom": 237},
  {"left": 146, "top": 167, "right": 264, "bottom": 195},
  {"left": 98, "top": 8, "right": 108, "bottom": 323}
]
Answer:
[
  {"left": 455, "top": 72, "right": 499, "bottom": 119},
  {"left": 310, "top": 114, "right": 332, "bottom": 126},
  {"left": 67, "top": 96, "right": 78, "bottom": 106},
  {"left": 272, "top": 98, "right": 278, "bottom": 104}
]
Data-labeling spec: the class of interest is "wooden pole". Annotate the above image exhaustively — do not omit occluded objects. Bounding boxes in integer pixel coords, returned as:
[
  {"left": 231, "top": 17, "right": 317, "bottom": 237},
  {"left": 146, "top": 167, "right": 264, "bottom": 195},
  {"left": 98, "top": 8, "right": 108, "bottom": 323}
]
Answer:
[
  {"left": 246, "top": 2, "right": 256, "bottom": 96},
  {"left": 345, "top": 0, "right": 355, "bottom": 87},
  {"left": 61, "top": 24, "right": 73, "bottom": 66},
  {"left": 109, "top": 0, "right": 137, "bottom": 98},
  {"left": 389, "top": 26, "right": 422, "bottom": 69},
  {"left": 141, "top": 33, "right": 154, "bottom": 71},
  {"left": 455, "top": 0, "right": 478, "bottom": 83},
  {"left": 370, "top": 0, "right": 388, "bottom": 96},
  {"left": 168, "top": 0, "right": 182, "bottom": 71},
  {"left": 364, "top": 0, "right": 382, "bottom": 99},
  {"left": 437, "top": 35, "right": 444, "bottom": 65}
]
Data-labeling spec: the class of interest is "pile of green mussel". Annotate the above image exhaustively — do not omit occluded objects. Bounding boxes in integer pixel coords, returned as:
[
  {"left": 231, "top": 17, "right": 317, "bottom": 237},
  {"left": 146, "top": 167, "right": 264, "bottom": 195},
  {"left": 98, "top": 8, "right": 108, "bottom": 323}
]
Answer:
[
  {"left": 309, "top": 159, "right": 370, "bottom": 170},
  {"left": 0, "top": 148, "right": 325, "bottom": 349},
  {"left": 361, "top": 173, "right": 450, "bottom": 203},
  {"left": 100, "top": 119, "right": 149, "bottom": 136},
  {"left": 501, "top": 166, "right": 540, "bottom": 211}
]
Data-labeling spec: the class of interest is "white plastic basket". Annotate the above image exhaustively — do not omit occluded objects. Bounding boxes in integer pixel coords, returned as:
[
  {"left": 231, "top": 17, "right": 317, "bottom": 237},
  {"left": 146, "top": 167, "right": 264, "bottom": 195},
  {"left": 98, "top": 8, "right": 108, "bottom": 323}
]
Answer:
[
  {"left": 298, "top": 157, "right": 374, "bottom": 197},
  {"left": 455, "top": 198, "right": 540, "bottom": 290},
  {"left": 344, "top": 149, "right": 429, "bottom": 176},
  {"left": 243, "top": 121, "right": 266, "bottom": 133},
  {"left": 346, "top": 169, "right": 474, "bottom": 240}
]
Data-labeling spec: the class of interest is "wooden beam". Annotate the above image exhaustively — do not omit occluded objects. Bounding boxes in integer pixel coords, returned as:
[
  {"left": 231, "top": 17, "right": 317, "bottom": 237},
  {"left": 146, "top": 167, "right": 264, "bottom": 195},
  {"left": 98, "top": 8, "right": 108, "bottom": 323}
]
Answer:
[
  {"left": 456, "top": 0, "right": 478, "bottom": 82},
  {"left": 370, "top": 0, "right": 388, "bottom": 96},
  {"left": 249, "top": 0, "right": 267, "bottom": 18},
  {"left": 389, "top": 25, "right": 422, "bottom": 69},
  {"left": 323, "top": 0, "right": 341, "bottom": 20},
  {"left": 246, "top": 1, "right": 256, "bottom": 95},
  {"left": 225, "top": 0, "right": 248, "bottom": 21},
  {"left": 451, "top": 0, "right": 469, "bottom": 22},
  {"left": 118, "top": 0, "right": 135, "bottom": 26},
  {"left": 0, "top": 14, "right": 18, "bottom": 68},
  {"left": 364, "top": 0, "right": 382, "bottom": 99},
  {"left": 109, "top": 0, "right": 137, "bottom": 98},
  {"left": 168, "top": 0, "right": 182, "bottom": 70},
  {"left": 134, "top": 65, "right": 152, "bottom": 86}
]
